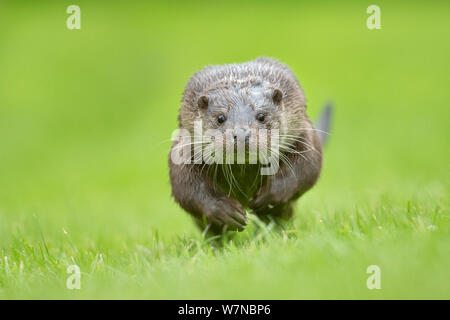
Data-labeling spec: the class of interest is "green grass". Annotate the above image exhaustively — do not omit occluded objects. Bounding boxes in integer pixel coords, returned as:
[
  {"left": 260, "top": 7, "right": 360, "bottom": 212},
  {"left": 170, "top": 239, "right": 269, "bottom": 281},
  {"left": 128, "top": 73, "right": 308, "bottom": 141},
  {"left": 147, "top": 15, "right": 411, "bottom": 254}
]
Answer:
[{"left": 0, "top": 1, "right": 449, "bottom": 299}]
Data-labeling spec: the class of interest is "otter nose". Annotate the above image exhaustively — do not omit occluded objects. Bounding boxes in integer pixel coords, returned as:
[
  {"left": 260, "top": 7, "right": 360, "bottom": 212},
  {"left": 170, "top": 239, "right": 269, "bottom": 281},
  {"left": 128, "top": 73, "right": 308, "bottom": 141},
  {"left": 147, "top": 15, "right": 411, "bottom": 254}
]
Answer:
[{"left": 233, "top": 128, "right": 251, "bottom": 144}]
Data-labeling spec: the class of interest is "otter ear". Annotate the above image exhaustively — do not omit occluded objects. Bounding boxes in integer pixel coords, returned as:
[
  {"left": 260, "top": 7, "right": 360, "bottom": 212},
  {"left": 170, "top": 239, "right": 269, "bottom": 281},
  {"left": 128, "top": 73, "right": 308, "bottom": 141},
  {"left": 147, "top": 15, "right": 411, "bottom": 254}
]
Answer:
[
  {"left": 272, "top": 89, "right": 283, "bottom": 106},
  {"left": 197, "top": 95, "right": 209, "bottom": 109}
]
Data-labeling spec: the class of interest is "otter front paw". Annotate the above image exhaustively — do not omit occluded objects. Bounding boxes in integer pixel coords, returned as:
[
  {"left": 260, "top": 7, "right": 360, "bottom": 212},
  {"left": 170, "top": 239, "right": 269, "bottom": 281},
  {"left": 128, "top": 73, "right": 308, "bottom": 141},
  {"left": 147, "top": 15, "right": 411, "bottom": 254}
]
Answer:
[
  {"left": 204, "top": 196, "right": 247, "bottom": 232},
  {"left": 250, "top": 190, "right": 289, "bottom": 214}
]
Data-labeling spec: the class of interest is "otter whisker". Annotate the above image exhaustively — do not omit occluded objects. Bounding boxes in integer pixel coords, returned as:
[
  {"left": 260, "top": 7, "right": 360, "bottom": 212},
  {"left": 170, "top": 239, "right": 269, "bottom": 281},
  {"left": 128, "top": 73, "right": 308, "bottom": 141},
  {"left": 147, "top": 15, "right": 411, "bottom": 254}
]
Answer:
[
  {"left": 272, "top": 148, "right": 297, "bottom": 179},
  {"left": 227, "top": 163, "right": 246, "bottom": 196},
  {"left": 298, "top": 127, "right": 330, "bottom": 136},
  {"left": 280, "top": 135, "right": 320, "bottom": 155},
  {"left": 279, "top": 144, "right": 308, "bottom": 162}
]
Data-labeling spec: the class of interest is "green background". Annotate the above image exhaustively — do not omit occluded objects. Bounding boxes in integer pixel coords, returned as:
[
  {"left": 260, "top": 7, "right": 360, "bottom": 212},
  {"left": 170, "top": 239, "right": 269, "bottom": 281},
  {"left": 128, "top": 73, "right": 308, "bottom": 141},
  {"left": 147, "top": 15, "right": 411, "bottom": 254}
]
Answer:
[{"left": 0, "top": 0, "right": 448, "bottom": 299}]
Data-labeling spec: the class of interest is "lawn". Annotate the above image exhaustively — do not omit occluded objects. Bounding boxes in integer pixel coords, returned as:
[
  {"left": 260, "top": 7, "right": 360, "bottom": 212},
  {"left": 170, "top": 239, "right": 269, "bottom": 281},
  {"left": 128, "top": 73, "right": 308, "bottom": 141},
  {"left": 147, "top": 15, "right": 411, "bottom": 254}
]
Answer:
[{"left": 0, "top": 1, "right": 449, "bottom": 299}]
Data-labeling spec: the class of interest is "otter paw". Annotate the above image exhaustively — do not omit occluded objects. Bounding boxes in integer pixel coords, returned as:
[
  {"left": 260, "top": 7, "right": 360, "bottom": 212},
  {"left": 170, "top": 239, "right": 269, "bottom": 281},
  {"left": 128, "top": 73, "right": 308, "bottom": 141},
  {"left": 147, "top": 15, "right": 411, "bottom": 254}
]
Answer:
[
  {"left": 250, "top": 191, "right": 286, "bottom": 213},
  {"left": 206, "top": 197, "right": 247, "bottom": 232}
]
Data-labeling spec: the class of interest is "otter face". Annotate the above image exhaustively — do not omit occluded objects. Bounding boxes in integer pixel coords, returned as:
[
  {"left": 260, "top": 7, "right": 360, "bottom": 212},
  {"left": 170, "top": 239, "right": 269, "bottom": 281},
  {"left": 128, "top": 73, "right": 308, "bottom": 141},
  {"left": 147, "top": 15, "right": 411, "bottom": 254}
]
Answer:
[{"left": 196, "top": 82, "right": 285, "bottom": 152}]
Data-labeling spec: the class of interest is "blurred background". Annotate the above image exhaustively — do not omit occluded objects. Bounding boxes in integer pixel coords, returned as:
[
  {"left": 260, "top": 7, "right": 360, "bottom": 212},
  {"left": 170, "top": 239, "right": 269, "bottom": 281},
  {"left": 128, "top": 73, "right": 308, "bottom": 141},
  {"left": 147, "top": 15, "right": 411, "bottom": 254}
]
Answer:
[{"left": 0, "top": 0, "right": 448, "bottom": 298}]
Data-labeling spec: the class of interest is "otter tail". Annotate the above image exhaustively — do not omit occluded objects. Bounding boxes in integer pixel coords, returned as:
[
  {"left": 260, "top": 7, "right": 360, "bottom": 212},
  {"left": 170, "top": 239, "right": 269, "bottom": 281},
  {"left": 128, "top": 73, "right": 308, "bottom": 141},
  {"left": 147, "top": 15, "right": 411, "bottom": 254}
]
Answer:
[{"left": 315, "top": 102, "right": 333, "bottom": 146}]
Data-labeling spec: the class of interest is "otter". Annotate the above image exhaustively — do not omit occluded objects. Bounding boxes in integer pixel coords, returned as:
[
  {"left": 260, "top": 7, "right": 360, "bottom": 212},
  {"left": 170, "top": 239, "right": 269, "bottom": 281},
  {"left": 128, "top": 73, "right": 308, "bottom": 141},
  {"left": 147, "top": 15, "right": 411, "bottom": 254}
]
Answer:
[{"left": 169, "top": 57, "right": 331, "bottom": 234}]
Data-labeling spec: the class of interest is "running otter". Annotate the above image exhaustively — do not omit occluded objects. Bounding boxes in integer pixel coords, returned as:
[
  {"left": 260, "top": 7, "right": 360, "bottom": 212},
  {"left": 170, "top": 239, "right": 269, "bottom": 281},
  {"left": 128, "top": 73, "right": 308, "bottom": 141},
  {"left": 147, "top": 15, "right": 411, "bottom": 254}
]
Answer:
[{"left": 169, "top": 57, "right": 331, "bottom": 234}]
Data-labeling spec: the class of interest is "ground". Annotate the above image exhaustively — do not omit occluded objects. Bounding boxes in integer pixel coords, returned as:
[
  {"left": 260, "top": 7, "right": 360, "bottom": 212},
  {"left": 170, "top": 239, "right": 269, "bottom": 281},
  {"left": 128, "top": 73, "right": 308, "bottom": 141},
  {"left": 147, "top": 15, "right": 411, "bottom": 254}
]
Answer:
[{"left": 0, "top": 1, "right": 449, "bottom": 299}]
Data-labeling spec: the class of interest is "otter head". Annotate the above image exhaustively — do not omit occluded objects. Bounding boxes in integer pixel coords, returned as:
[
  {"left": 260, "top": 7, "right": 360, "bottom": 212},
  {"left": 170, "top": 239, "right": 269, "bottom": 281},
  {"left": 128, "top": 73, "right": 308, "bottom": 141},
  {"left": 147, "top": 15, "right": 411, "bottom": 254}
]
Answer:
[{"left": 193, "top": 81, "right": 287, "bottom": 158}]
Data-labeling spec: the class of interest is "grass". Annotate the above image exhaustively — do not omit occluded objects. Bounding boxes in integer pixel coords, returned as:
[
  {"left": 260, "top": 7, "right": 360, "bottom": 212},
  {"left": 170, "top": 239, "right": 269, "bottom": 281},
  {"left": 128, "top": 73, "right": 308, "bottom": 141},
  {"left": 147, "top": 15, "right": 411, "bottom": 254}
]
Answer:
[{"left": 0, "top": 1, "right": 449, "bottom": 299}]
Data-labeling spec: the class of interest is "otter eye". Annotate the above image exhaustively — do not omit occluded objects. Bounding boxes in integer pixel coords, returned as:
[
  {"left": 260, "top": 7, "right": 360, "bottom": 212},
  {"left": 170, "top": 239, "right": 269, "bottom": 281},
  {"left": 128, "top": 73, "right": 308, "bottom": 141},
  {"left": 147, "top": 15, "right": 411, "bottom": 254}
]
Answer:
[
  {"left": 257, "top": 113, "right": 265, "bottom": 122},
  {"left": 217, "top": 114, "right": 226, "bottom": 124}
]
